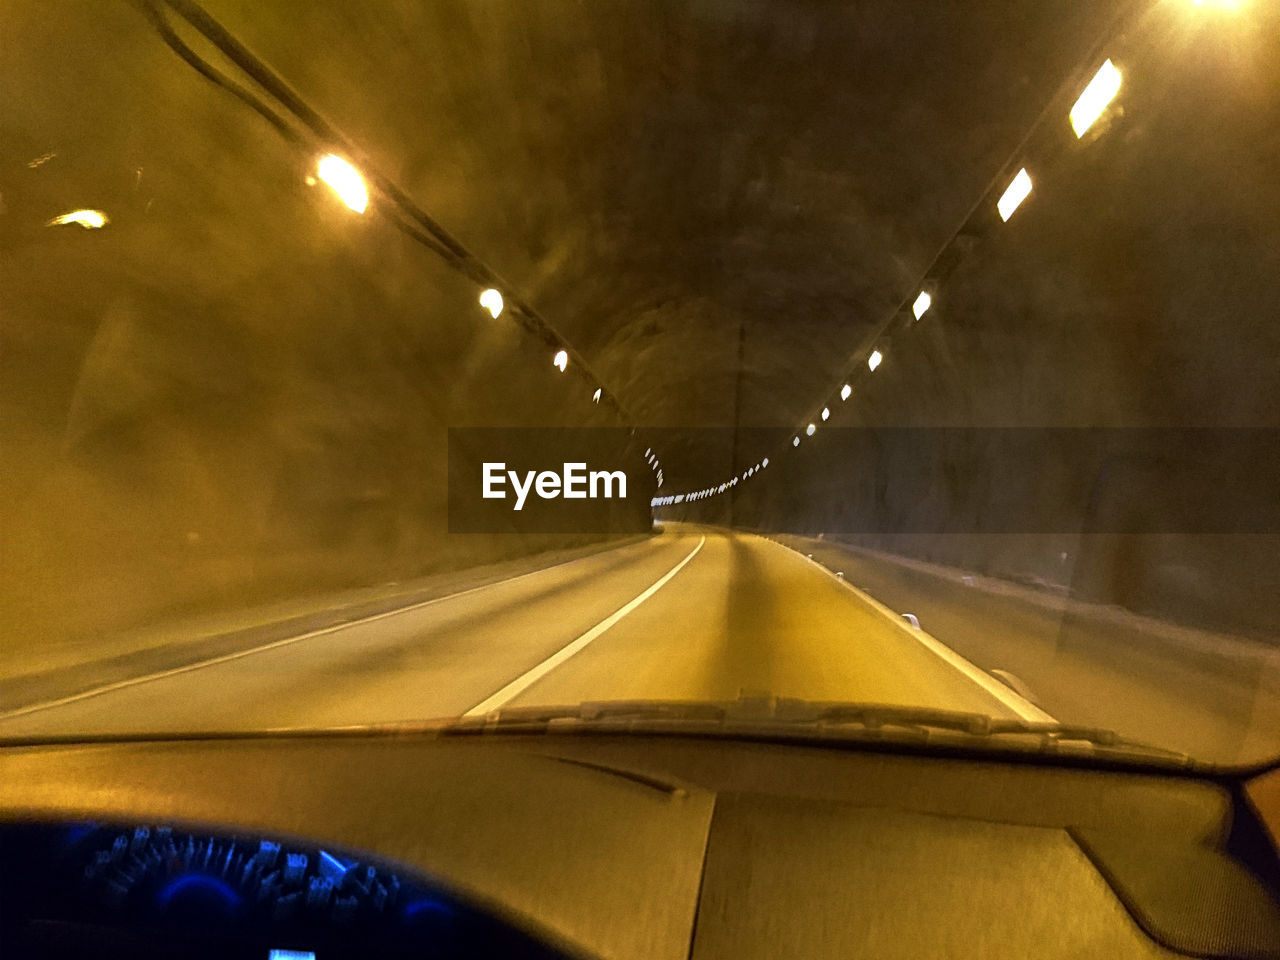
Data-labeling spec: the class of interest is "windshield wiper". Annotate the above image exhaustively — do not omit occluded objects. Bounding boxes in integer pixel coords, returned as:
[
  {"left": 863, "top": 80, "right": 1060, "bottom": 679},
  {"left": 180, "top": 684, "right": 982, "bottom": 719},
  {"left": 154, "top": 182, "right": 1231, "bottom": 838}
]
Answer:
[
  {"left": 0, "top": 695, "right": 1192, "bottom": 767},
  {"left": 441, "top": 693, "right": 1193, "bottom": 766}
]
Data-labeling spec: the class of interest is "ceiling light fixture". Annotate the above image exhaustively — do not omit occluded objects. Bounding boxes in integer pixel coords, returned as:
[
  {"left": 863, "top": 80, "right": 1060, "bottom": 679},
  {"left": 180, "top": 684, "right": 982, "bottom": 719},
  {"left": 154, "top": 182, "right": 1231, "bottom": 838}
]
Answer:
[{"left": 997, "top": 168, "right": 1032, "bottom": 222}]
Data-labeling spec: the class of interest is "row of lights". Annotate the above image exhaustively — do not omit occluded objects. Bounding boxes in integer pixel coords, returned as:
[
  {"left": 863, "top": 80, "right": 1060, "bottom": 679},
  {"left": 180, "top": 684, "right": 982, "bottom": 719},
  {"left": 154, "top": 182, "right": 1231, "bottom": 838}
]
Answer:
[
  {"left": 650, "top": 456, "right": 769, "bottom": 507},
  {"left": 42, "top": 151, "right": 661, "bottom": 481},
  {"left": 308, "top": 152, "right": 661, "bottom": 473},
  {"left": 311, "top": 154, "right": 592, "bottom": 386},
  {"left": 788, "top": 56, "right": 1123, "bottom": 446},
  {"left": 655, "top": 40, "right": 1140, "bottom": 507},
  {"left": 644, "top": 448, "right": 664, "bottom": 489}
]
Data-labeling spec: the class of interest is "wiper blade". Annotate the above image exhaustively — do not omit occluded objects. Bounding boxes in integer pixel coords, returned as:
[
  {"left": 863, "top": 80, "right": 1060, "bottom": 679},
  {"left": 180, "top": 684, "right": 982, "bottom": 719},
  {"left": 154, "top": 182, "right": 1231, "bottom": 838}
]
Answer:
[{"left": 445, "top": 694, "right": 1192, "bottom": 765}]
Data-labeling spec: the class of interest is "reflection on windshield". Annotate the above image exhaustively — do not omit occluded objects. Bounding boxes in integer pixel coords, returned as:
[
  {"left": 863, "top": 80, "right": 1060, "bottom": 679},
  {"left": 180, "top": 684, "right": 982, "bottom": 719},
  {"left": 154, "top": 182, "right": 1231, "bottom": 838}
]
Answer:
[{"left": 1, "top": 0, "right": 1277, "bottom": 768}]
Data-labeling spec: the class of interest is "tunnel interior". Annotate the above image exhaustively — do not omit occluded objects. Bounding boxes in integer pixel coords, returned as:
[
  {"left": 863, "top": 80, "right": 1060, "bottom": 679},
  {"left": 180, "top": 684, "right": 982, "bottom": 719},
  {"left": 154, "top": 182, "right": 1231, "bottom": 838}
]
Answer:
[{"left": 2, "top": 0, "right": 1278, "bottom": 662}]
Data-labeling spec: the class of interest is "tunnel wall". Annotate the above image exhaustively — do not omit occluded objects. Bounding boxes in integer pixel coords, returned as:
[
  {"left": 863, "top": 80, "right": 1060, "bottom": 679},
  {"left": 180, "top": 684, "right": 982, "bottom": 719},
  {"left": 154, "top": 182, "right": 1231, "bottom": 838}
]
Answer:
[
  {"left": 678, "top": 10, "right": 1280, "bottom": 642},
  {"left": 1, "top": 3, "right": 652, "bottom": 667}
]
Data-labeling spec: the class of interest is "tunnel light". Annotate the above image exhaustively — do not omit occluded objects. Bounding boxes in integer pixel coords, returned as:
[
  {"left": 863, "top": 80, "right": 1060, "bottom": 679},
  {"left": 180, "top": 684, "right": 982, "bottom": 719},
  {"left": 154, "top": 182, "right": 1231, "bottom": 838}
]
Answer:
[
  {"left": 592, "top": 388, "right": 602, "bottom": 403},
  {"left": 806, "top": 423, "right": 816, "bottom": 436},
  {"left": 821, "top": 407, "right": 830, "bottom": 421},
  {"left": 997, "top": 168, "right": 1032, "bottom": 222},
  {"left": 793, "top": 437, "right": 800, "bottom": 447},
  {"left": 317, "top": 154, "right": 368, "bottom": 213},
  {"left": 553, "top": 349, "right": 568, "bottom": 372},
  {"left": 1070, "top": 60, "right": 1122, "bottom": 138},
  {"left": 841, "top": 384, "right": 852, "bottom": 401},
  {"left": 868, "top": 350, "right": 883, "bottom": 372},
  {"left": 762, "top": 458, "right": 769, "bottom": 468},
  {"left": 912, "top": 291, "right": 932, "bottom": 320},
  {"left": 479, "top": 288, "right": 504, "bottom": 318},
  {"left": 46, "top": 209, "right": 108, "bottom": 229},
  {"left": 645, "top": 448, "right": 651, "bottom": 457}
]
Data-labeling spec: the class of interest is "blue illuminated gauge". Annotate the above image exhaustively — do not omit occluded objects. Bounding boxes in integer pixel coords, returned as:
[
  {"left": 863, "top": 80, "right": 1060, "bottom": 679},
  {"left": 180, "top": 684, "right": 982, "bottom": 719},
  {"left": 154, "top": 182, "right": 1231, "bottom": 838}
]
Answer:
[
  {"left": 5, "top": 823, "right": 573, "bottom": 960},
  {"left": 69, "top": 825, "right": 409, "bottom": 930}
]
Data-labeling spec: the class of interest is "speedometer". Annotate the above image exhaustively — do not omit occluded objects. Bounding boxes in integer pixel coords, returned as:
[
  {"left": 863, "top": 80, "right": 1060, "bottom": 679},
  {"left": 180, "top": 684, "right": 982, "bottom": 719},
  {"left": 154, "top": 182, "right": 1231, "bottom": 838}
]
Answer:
[{"left": 0, "top": 821, "right": 573, "bottom": 960}]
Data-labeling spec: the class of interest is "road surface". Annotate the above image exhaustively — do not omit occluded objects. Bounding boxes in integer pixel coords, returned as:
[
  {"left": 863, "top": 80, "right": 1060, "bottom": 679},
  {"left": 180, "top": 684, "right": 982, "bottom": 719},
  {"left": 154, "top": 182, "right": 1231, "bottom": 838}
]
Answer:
[
  {"left": 1, "top": 525, "right": 1276, "bottom": 764},
  {"left": 0, "top": 527, "right": 1042, "bottom": 737}
]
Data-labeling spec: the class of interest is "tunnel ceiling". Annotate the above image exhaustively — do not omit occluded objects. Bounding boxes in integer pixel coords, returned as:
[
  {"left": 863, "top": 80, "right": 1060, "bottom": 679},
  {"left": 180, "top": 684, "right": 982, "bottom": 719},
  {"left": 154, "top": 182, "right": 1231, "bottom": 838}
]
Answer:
[
  {"left": 190, "top": 0, "right": 1119, "bottom": 428},
  {"left": 9, "top": 0, "right": 1279, "bottom": 494}
]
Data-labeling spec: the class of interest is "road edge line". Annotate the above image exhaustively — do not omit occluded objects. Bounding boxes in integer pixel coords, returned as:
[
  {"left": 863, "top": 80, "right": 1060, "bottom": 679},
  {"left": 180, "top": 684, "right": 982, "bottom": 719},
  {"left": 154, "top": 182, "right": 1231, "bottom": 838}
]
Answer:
[
  {"left": 762, "top": 535, "right": 1057, "bottom": 724},
  {"left": 0, "top": 536, "right": 667, "bottom": 722}
]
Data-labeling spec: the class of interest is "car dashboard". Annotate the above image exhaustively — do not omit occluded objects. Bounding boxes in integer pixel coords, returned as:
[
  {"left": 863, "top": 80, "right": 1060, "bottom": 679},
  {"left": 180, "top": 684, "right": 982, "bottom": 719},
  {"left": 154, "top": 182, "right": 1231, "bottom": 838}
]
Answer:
[{"left": 1, "top": 731, "right": 1278, "bottom": 960}]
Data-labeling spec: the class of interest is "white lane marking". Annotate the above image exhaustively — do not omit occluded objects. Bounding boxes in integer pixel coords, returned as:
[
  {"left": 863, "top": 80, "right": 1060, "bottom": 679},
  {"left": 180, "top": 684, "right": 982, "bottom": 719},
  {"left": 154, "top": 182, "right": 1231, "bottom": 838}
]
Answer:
[
  {"left": 464, "top": 536, "right": 707, "bottom": 716},
  {"left": 0, "top": 538, "right": 668, "bottom": 722},
  {"left": 767, "top": 536, "right": 1057, "bottom": 724}
]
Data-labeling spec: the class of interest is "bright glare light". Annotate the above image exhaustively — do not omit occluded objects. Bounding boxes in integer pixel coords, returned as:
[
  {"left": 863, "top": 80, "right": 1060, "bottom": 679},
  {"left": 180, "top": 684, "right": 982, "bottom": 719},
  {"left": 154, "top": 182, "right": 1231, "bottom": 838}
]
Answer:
[
  {"left": 912, "top": 291, "right": 932, "bottom": 320},
  {"left": 46, "top": 209, "right": 106, "bottom": 229},
  {"left": 840, "top": 384, "right": 852, "bottom": 401},
  {"left": 821, "top": 407, "right": 830, "bottom": 421},
  {"left": 1070, "top": 60, "right": 1122, "bottom": 138},
  {"left": 1191, "top": 0, "right": 1244, "bottom": 8},
  {"left": 317, "top": 154, "right": 368, "bottom": 213},
  {"left": 553, "top": 349, "right": 568, "bottom": 372},
  {"left": 592, "top": 388, "right": 602, "bottom": 403},
  {"left": 479, "top": 288, "right": 504, "bottom": 318},
  {"left": 868, "top": 350, "right": 883, "bottom": 372},
  {"left": 806, "top": 423, "right": 816, "bottom": 436},
  {"left": 997, "top": 168, "right": 1032, "bottom": 222}
]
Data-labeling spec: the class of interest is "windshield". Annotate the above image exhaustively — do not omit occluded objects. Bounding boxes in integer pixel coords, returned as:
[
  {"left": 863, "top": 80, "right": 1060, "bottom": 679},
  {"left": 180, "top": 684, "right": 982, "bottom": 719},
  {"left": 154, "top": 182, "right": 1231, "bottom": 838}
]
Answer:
[{"left": 2, "top": 0, "right": 1277, "bottom": 768}]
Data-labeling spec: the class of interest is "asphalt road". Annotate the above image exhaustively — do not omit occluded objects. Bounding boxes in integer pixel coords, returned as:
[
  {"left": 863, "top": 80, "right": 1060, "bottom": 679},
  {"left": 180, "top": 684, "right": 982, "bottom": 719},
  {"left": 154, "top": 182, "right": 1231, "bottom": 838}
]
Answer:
[
  {"left": 1, "top": 526, "right": 1275, "bottom": 765},
  {"left": 773, "top": 534, "right": 1280, "bottom": 765},
  {"left": 0, "top": 527, "right": 1042, "bottom": 738}
]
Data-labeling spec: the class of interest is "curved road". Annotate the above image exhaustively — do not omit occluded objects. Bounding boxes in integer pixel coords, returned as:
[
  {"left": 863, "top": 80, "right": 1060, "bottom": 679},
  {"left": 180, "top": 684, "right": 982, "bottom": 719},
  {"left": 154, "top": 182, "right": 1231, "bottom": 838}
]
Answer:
[{"left": 0, "top": 527, "right": 1041, "bottom": 737}]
